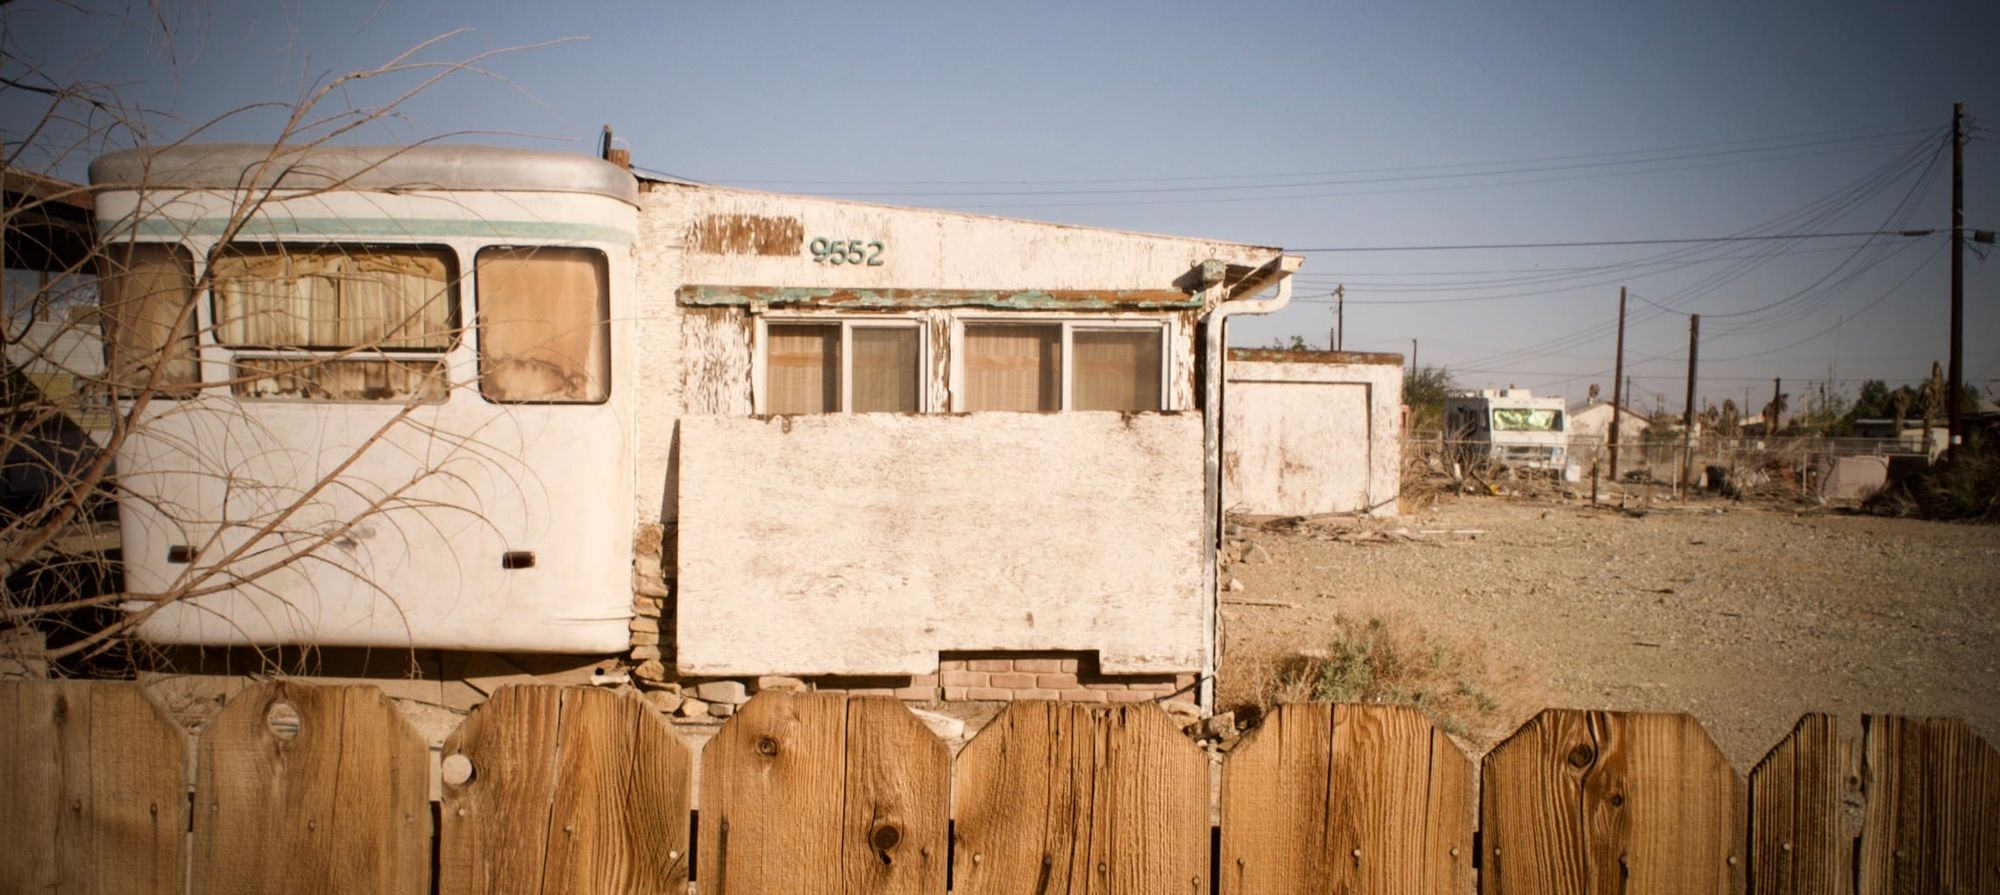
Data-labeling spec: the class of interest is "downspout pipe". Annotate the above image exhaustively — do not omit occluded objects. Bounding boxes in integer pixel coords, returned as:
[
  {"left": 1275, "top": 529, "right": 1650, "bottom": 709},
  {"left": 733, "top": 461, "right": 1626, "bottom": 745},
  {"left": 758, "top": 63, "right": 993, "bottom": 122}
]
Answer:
[{"left": 1198, "top": 254, "right": 1302, "bottom": 711}]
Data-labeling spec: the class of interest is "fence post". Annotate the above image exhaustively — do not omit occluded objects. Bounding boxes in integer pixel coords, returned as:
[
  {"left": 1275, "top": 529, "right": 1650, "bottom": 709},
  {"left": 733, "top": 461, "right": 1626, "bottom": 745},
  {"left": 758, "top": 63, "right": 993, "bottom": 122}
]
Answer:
[
  {"left": 0, "top": 680, "right": 187, "bottom": 894},
  {"left": 699, "top": 691, "right": 948, "bottom": 894},
  {"left": 953, "top": 702, "right": 1209, "bottom": 894},
  {"left": 439, "top": 685, "right": 692, "bottom": 895},
  {"left": 1480, "top": 709, "right": 1745, "bottom": 894},
  {"left": 1219, "top": 703, "right": 1473, "bottom": 894},
  {"left": 192, "top": 681, "right": 431, "bottom": 893}
]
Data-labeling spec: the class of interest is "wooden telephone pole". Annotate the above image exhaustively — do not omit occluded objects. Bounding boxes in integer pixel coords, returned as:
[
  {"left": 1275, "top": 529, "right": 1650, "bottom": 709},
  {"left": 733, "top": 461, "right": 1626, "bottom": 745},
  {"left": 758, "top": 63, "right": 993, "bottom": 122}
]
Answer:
[
  {"left": 1681, "top": 314, "right": 1700, "bottom": 495},
  {"left": 1609, "top": 287, "right": 1628, "bottom": 481},
  {"left": 1948, "top": 102, "right": 1965, "bottom": 456}
]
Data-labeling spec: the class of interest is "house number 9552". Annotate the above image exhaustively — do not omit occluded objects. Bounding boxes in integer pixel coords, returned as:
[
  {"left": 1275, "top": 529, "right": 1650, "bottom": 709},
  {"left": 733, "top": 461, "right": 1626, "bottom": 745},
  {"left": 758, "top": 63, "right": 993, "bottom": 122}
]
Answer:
[{"left": 809, "top": 238, "right": 884, "bottom": 266}]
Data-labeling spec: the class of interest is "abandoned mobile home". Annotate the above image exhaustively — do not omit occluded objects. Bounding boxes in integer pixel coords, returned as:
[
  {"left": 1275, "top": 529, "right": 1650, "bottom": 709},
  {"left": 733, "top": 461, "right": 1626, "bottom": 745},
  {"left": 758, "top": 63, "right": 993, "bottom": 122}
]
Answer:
[{"left": 88, "top": 143, "right": 1306, "bottom": 709}]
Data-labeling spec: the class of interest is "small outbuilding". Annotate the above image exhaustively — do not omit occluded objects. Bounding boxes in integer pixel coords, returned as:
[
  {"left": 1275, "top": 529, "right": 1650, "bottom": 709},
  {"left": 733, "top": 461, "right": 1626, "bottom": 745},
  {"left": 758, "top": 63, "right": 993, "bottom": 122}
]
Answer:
[{"left": 1222, "top": 348, "right": 1403, "bottom": 517}]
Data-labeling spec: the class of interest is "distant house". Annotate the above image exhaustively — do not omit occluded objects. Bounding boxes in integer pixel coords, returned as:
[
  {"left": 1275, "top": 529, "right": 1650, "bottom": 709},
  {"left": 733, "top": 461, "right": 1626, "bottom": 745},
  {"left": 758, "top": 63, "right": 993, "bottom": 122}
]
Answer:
[{"left": 1567, "top": 400, "right": 1650, "bottom": 465}]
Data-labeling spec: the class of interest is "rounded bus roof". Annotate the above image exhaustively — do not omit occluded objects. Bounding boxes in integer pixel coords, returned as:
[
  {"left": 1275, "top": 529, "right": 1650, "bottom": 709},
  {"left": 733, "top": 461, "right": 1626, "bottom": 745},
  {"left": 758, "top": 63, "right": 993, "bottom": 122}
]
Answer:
[{"left": 88, "top": 143, "right": 639, "bottom": 207}]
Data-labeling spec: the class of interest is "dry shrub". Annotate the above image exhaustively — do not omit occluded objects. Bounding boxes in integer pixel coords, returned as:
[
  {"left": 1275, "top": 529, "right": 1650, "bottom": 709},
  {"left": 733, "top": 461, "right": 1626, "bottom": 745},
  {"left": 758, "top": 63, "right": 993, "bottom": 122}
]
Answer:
[
  {"left": 1263, "top": 614, "right": 1505, "bottom": 740},
  {"left": 1863, "top": 439, "right": 1999, "bottom": 523}
]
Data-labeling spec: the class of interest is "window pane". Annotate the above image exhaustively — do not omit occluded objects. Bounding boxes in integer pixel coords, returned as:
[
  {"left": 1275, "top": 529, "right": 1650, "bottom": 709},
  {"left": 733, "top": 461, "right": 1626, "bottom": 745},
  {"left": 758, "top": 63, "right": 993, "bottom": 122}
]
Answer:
[
  {"left": 1072, "top": 329, "right": 1163, "bottom": 412},
  {"left": 212, "top": 246, "right": 455, "bottom": 350},
  {"left": 964, "top": 323, "right": 1060, "bottom": 412},
  {"left": 233, "top": 357, "right": 447, "bottom": 402},
  {"left": 97, "top": 243, "right": 197, "bottom": 394},
  {"left": 766, "top": 323, "right": 839, "bottom": 414},
  {"left": 476, "top": 247, "right": 610, "bottom": 403},
  {"left": 851, "top": 327, "right": 919, "bottom": 413}
]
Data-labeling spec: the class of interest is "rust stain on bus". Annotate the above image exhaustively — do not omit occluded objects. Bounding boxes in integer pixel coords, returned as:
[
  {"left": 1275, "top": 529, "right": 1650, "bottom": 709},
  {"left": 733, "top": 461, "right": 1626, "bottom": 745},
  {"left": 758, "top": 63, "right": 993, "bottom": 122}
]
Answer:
[{"left": 688, "top": 214, "right": 803, "bottom": 256}]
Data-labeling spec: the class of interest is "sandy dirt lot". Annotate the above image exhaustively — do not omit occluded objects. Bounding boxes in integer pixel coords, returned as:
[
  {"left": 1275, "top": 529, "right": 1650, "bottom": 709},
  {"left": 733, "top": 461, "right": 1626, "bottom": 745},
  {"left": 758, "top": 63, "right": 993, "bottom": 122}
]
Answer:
[{"left": 1217, "top": 497, "right": 2000, "bottom": 769}]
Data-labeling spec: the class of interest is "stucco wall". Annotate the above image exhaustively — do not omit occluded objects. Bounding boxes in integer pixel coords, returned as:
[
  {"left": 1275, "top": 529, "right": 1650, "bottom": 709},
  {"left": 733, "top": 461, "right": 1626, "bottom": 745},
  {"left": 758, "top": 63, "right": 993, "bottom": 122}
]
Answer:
[
  {"left": 674, "top": 412, "right": 1206, "bottom": 676},
  {"left": 1223, "top": 355, "right": 1402, "bottom": 516}
]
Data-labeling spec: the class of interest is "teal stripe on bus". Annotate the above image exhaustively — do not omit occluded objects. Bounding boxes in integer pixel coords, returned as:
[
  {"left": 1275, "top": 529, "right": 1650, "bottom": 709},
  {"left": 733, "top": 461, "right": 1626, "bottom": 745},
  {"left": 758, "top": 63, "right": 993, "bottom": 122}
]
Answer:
[{"left": 126, "top": 217, "right": 635, "bottom": 245}]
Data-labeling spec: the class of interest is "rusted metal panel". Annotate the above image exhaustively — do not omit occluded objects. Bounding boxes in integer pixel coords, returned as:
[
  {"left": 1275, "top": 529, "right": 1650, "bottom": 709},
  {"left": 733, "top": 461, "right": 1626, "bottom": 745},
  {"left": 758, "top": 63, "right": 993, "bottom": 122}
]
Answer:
[
  {"left": 687, "top": 214, "right": 804, "bottom": 256},
  {"left": 678, "top": 284, "right": 1201, "bottom": 311}
]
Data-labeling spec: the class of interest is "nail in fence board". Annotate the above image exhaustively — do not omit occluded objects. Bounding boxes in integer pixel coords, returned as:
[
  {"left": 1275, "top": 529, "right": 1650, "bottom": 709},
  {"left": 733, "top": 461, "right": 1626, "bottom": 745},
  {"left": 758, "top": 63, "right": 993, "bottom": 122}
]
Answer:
[
  {"left": 440, "top": 685, "right": 693, "bottom": 894},
  {"left": 192, "top": 681, "right": 431, "bottom": 894},
  {"left": 1749, "top": 714, "right": 1855, "bottom": 895},
  {"left": 1220, "top": 703, "right": 1473, "bottom": 894},
  {"left": 952, "top": 702, "right": 1209, "bottom": 895},
  {"left": 1480, "top": 709, "right": 1745, "bottom": 894},
  {"left": 699, "top": 692, "right": 948, "bottom": 894},
  {"left": 0, "top": 680, "right": 186, "bottom": 894},
  {"left": 1856, "top": 715, "right": 2000, "bottom": 895}
]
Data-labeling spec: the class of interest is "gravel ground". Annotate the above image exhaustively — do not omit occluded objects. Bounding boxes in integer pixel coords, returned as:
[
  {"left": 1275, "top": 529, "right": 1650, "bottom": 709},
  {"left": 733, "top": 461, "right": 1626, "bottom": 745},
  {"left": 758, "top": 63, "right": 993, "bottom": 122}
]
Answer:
[{"left": 1217, "top": 497, "right": 2000, "bottom": 770}]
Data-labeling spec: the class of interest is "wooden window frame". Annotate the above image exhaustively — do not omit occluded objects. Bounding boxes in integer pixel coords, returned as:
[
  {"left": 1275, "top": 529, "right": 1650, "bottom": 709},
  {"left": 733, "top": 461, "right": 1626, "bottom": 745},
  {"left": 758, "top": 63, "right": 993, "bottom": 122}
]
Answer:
[
  {"left": 950, "top": 316, "right": 1173, "bottom": 413},
  {"left": 752, "top": 314, "right": 928, "bottom": 415}
]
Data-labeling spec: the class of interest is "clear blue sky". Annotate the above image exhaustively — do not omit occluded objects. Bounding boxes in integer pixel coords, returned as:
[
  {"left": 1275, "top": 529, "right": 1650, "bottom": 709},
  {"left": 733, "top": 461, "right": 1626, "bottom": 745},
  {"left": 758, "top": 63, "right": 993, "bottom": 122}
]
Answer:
[{"left": 9, "top": 0, "right": 1995, "bottom": 411}]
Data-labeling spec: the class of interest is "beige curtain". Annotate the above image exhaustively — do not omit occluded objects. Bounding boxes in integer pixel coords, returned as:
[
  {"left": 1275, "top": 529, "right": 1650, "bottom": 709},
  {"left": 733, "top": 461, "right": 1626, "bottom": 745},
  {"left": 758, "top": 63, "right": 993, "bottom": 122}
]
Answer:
[
  {"left": 1072, "top": 329, "right": 1162, "bottom": 412},
  {"left": 766, "top": 323, "right": 838, "bottom": 414},
  {"left": 851, "top": 327, "right": 919, "bottom": 413},
  {"left": 476, "top": 248, "right": 609, "bottom": 402},
  {"left": 211, "top": 247, "right": 453, "bottom": 349},
  {"left": 233, "top": 358, "right": 446, "bottom": 402},
  {"left": 963, "top": 323, "right": 1060, "bottom": 411},
  {"left": 97, "top": 243, "right": 197, "bottom": 392}
]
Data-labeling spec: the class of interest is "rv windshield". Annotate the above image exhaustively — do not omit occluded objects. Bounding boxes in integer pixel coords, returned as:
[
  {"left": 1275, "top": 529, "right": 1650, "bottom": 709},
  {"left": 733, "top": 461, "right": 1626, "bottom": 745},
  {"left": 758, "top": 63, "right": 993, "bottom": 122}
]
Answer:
[{"left": 1492, "top": 408, "right": 1562, "bottom": 432}]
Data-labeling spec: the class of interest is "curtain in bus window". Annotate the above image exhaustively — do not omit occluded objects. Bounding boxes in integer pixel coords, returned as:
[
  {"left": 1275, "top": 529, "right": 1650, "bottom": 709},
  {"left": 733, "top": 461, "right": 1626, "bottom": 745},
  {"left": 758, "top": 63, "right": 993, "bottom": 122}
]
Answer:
[
  {"left": 97, "top": 243, "right": 197, "bottom": 393},
  {"left": 232, "top": 357, "right": 447, "bottom": 402},
  {"left": 766, "top": 323, "right": 838, "bottom": 414},
  {"left": 1072, "top": 329, "right": 1162, "bottom": 412},
  {"left": 850, "top": 327, "right": 919, "bottom": 413},
  {"left": 211, "top": 247, "right": 453, "bottom": 349},
  {"left": 476, "top": 247, "right": 609, "bottom": 402},
  {"left": 963, "top": 323, "right": 1060, "bottom": 412}
]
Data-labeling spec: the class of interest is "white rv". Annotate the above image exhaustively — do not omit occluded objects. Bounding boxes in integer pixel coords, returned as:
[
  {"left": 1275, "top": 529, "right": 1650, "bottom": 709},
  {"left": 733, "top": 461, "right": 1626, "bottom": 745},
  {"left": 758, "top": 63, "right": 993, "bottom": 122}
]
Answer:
[{"left": 1443, "top": 388, "right": 1568, "bottom": 471}]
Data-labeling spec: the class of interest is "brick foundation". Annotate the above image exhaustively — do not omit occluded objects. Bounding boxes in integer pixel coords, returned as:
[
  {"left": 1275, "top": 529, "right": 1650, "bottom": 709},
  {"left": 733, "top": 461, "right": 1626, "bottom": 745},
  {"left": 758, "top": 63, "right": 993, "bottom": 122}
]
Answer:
[{"left": 932, "top": 651, "right": 1196, "bottom": 704}]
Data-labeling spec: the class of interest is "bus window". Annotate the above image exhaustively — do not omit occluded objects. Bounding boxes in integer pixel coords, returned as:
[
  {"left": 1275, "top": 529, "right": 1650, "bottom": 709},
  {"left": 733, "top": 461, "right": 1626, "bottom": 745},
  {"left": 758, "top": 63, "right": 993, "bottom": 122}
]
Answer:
[
  {"left": 474, "top": 247, "right": 609, "bottom": 403},
  {"left": 210, "top": 244, "right": 456, "bottom": 402},
  {"left": 98, "top": 243, "right": 198, "bottom": 395}
]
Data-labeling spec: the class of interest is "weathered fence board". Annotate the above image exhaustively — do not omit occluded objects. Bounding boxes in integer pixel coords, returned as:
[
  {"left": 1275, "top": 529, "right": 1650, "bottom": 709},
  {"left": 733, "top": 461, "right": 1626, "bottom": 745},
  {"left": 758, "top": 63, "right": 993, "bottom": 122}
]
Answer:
[
  {"left": 952, "top": 702, "right": 1209, "bottom": 895},
  {"left": 0, "top": 680, "right": 186, "bottom": 895},
  {"left": 1220, "top": 703, "right": 1473, "bottom": 894},
  {"left": 699, "top": 691, "right": 948, "bottom": 894},
  {"left": 1857, "top": 715, "right": 2000, "bottom": 895},
  {"left": 1481, "top": 709, "right": 1745, "bottom": 894},
  {"left": 1750, "top": 714, "right": 1855, "bottom": 895},
  {"left": 192, "top": 681, "right": 431, "bottom": 894},
  {"left": 440, "top": 685, "right": 692, "bottom": 895}
]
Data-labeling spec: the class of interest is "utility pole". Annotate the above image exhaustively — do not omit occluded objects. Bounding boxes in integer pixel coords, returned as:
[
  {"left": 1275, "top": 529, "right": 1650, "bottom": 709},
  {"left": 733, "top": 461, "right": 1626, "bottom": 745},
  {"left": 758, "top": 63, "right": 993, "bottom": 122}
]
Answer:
[
  {"left": 1682, "top": 314, "right": 1700, "bottom": 495},
  {"left": 1335, "top": 285, "right": 1345, "bottom": 352},
  {"left": 1610, "top": 287, "right": 1628, "bottom": 481},
  {"left": 1410, "top": 339, "right": 1418, "bottom": 374},
  {"left": 1948, "top": 101, "right": 1965, "bottom": 456},
  {"left": 1772, "top": 377, "right": 1782, "bottom": 433}
]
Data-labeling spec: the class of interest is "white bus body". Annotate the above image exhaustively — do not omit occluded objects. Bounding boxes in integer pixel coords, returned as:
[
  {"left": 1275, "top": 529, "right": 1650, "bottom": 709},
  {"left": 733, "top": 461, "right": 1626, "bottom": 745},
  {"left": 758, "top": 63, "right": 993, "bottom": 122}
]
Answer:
[
  {"left": 1442, "top": 388, "right": 1568, "bottom": 471},
  {"left": 90, "top": 145, "right": 638, "bottom": 651}
]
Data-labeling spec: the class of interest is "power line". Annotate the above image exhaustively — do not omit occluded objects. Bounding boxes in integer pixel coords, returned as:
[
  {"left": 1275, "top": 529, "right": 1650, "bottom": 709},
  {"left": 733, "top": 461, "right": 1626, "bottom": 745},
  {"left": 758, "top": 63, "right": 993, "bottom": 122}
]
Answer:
[
  {"left": 714, "top": 122, "right": 1934, "bottom": 189},
  {"left": 1289, "top": 229, "right": 1935, "bottom": 254}
]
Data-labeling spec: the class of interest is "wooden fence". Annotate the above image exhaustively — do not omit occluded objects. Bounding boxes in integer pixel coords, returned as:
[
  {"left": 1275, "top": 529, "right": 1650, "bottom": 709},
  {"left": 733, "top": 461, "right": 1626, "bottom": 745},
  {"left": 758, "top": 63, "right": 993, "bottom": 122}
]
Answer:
[{"left": 2, "top": 680, "right": 1995, "bottom": 894}]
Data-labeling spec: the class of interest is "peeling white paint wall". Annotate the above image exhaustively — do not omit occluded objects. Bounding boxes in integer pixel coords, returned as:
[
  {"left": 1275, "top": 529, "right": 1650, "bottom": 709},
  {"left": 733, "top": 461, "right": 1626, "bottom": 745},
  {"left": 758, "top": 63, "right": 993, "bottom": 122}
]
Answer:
[
  {"left": 1223, "top": 357, "right": 1403, "bottom": 516},
  {"left": 674, "top": 413, "right": 1206, "bottom": 676},
  {"left": 659, "top": 182, "right": 1278, "bottom": 292}
]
